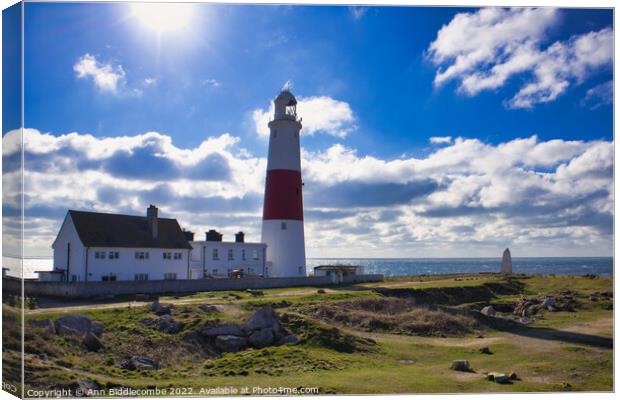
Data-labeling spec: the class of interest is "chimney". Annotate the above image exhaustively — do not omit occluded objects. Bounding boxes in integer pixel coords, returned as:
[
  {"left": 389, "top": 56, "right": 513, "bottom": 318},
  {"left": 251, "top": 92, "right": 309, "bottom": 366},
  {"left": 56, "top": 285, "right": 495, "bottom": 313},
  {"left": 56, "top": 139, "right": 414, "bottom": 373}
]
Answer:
[
  {"left": 235, "top": 231, "right": 245, "bottom": 243},
  {"left": 147, "top": 205, "right": 158, "bottom": 238},
  {"left": 206, "top": 229, "right": 223, "bottom": 242},
  {"left": 183, "top": 230, "right": 194, "bottom": 241}
]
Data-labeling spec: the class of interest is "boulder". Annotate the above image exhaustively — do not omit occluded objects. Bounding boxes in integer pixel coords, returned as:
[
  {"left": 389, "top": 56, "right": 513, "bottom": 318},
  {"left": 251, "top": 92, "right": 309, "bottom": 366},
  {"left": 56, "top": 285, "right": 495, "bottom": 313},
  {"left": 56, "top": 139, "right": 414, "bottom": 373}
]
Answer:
[
  {"left": 542, "top": 296, "right": 555, "bottom": 311},
  {"left": 82, "top": 331, "right": 104, "bottom": 351},
  {"left": 120, "top": 356, "right": 159, "bottom": 371},
  {"left": 148, "top": 300, "right": 173, "bottom": 315},
  {"left": 246, "top": 289, "right": 264, "bottom": 297},
  {"left": 198, "top": 304, "right": 218, "bottom": 313},
  {"left": 244, "top": 306, "right": 280, "bottom": 333},
  {"left": 215, "top": 335, "right": 247, "bottom": 353},
  {"left": 509, "top": 371, "right": 518, "bottom": 380},
  {"left": 451, "top": 360, "right": 471, "bottom": 372},
  {"left": 55, "top": 315, "right": 102, "bottom": 337},
  {"left": 156, "top": 315, "right": 181, "bottom": 334},
  {"left": 77, "top": 379, "right": 99, "bottom": 395},
  {"left": 479, "top": 346, "right": 492, "bottom": 354},
  {"left": 202, "top": 324, "right": 244, "bottom": 337},
  {"left": 492, "top": 373, "right": 510, "bottom": 384},
  {"left": 248, "top": 328, "right": 274, "bottom": 349},
  {"left": 30, "top": 319, "right": 56, "bottom": 335},
  {"left": 141, "top": 315, "right": 181, "bottom": 334},
  {"left": 277, "top": 334, "right": 300, "bottom": 346},
  {"left": 480, "top": 306, "right": 496, "bottom": 317},
  {"left": 317, "top": 289, "right": 326, "bottom": 294}
]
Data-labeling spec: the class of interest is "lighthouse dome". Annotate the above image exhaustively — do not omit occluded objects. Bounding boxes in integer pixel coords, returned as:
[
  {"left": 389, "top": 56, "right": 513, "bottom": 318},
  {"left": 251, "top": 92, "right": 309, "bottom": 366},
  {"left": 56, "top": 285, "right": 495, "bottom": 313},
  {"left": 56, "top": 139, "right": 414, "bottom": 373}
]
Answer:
[{"left": 274, "top": 90, "right": 298, "bottom": 120}]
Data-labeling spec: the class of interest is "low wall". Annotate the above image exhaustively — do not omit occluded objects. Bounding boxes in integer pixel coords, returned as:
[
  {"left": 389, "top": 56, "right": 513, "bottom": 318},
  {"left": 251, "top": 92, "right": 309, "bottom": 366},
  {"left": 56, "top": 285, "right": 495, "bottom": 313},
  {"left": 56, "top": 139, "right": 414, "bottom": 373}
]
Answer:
[
  {"left": 2, "top": 274, "right": 384, "bottom": 299},
  {"left": 341, "top": 274, "right": 384, "bottom": 284}
]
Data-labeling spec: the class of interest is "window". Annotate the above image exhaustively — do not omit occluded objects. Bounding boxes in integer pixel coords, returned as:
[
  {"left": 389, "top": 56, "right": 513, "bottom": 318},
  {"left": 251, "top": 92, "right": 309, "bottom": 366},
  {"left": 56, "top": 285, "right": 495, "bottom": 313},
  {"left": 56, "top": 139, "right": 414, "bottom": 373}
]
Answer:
[
  {"left": 71, "top": 275, "right": 78, "bottom": 282},
  {"left": 212, "top": 248, "right": 219, "bottom": 260},
  {"left": 281, "top": 221, "right": 287, "bottom": 230},
  {"left": 135, "top": 251, "right": 149, "bottom": 260},
  {"left": 134, "top": 273, "right": 149, "bottom": 281},
  {"left": 174, "top": 252, "right": 182, "bottom": 260},
  {"left": 108, "top": 251, "right": 119, "bottom": 259},
  {"left": 227, "top": 249, "right": 234, "bottom": 260},
  {"left": 163, "top": 252, "right": 172, "bottom": 260},
  {"left": 241, "top": 249, "right": 246, "bottom": 261},
  {"left": 95, "top": 251, "right": 106, "bottom": 259},
  {"left": 213, "top": 269, "right": 218, "bottom": 275},
  {"left": 252, "top": 249, "right": 259, "bottom": 260},
  {"left": 164, "top": 273, "right": 177, "bottom": 280},
  {"left": 102, "top": 273, "right": 117, "bottom": 282}
]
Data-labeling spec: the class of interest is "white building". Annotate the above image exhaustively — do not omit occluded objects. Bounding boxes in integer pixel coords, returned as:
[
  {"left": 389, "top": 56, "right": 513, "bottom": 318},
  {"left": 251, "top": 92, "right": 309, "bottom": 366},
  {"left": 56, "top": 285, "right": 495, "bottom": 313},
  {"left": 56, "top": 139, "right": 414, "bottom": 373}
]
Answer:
[
  {"left": 189, "top": 230, "right": 267, "bottom": 278},
  {"left": 45, "top": 205, "right": 192, "bottom": 282},
  {"left": 261, "top": 89, "right": 307, "bottom": 277}
]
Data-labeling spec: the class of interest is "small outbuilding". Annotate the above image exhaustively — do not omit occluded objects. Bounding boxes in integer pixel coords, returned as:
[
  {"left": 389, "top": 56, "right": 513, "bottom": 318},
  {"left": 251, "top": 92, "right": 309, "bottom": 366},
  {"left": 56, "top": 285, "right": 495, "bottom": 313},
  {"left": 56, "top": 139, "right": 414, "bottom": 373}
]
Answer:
[{"left": 313, "top": 265, "right": 364, "bottom": 283}]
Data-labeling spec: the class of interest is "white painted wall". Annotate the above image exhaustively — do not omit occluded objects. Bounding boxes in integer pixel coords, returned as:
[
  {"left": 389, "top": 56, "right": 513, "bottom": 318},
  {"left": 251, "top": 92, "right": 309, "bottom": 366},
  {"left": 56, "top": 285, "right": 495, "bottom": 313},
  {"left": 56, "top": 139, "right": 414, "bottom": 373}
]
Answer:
[
  {"left": 51, "top": 214, "right": 86, "bottom": 282},
  {"left": 261, "top": 220, "right": 306, "bottom": 277},
  {"left": 188, "top": 241, "right": 266, "bottom": 278},
  {"left": 49, "top": 213, "right": 191, "bottom": 282},
  {"left": 84, "top": 247, "right": 190, "bottom": 282},
  {"left": 266, "top": 119, "right": 302, "bottom": 171}
]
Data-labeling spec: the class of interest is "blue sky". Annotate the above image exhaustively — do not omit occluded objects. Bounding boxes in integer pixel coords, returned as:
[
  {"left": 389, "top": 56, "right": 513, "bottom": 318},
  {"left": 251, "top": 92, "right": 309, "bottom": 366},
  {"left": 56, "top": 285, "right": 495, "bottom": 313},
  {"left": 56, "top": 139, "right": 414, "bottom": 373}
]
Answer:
[{"left": 2, "top": 3, "right": 614, "bottom": 258}]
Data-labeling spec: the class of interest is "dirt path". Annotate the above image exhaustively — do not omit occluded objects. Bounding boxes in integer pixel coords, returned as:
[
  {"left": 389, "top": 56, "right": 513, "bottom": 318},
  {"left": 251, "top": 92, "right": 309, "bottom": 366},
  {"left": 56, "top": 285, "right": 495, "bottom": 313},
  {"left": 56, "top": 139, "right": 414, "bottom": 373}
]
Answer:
[{"left": 340, "top": 316, "right": 613, "bottom": 351}]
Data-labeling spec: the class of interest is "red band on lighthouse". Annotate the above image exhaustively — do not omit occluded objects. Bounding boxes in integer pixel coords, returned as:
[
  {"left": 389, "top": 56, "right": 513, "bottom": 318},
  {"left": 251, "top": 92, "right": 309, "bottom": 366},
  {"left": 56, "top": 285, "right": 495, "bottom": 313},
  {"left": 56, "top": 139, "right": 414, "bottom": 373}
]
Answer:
[{"left": 263, "top": 169, "right": 303, "bottom": 221}]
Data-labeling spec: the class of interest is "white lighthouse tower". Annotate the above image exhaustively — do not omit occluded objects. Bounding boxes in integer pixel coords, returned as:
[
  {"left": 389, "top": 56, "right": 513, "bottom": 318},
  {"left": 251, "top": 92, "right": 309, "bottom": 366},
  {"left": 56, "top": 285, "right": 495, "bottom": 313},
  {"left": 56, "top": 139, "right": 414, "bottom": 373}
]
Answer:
[{"left": 261, "top": 88, "right": 306, "bottom": 277}]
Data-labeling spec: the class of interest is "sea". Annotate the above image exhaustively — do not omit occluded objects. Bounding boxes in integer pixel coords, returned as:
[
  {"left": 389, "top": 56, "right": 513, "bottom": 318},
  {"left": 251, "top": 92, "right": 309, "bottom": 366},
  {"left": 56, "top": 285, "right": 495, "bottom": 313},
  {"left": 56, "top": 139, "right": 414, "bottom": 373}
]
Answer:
[
  {"left": 4, "top": 256, "right": 614, "bottom": 279},
  {"left": 306, "top": 257, "right": 613, "bottom": 277}
]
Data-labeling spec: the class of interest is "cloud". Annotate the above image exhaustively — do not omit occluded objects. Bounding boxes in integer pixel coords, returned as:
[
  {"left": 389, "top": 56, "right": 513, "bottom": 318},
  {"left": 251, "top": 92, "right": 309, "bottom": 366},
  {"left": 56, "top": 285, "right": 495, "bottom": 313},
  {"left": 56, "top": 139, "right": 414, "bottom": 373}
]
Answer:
[
  {"left": 73, "top": 54, "right": 127, "bottom": 94},
  {"left": 581, "top": 80, "right": 613, "bottom": 109},
  {"left": 253, "top": 95, "right": 356, "bottom": 138},
  {"left": 349, "top": 6, "right": 369, "bottom": 20},
  {"left": 202, "top": 78, "right": 221, "bottom": 87},
  {"left": 144, "top": 77, "right": 157, "bottom": 86},
  {"left": 3, "top": 128, "right": 612, "bottom": 258},
  {"left": 430, "top": 136, "right": 452, "bottom": 144},
  {"left": 427, "top": 8, "right": 613, "bottom": 108}
]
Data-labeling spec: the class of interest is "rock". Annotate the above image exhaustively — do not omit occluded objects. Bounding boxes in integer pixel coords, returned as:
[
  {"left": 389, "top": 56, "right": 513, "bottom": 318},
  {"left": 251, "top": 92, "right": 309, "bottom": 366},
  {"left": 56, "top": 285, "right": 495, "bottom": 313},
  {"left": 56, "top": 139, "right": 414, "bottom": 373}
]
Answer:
[
  {"left": 30, "top": 319, "right": 56, "bottom": 335},
  {"left": 82, "top": 331, "right": 104, "bottom": 351},
  {"left": 215, "top": 335, "right": 247, "bottom": 353},
  {"left": 509, "top": 371, "right": 518, "bottom": 380},
  {"left": 493, "top": 373, "right": 510, "bottom": 384},
  {"left": 541, "top": 296, "right": 555, "bottom": 311},
  {"left": 148, "top": 300, "right": 172, "bottom": 315},
  {"left": 77, "top": 379, "right": 99, "bottom": 396},
  {"left": 156, "top": 315, "right": 181, "bottom": 334},
  {"left": 479, "top": 346, "right": 492, "bottom": 354},
  {"left": 480, "top": 306, "right": 496, "bottom": 317},
  {"left": 486, "top": 372, "right": 495, "bottom": 381},
  {"left": 141, "top": 315, "right": 181, "bottom": 334},
  {"left": 500, "top": 248, "right": 512, "bottom": 274},
  {"left": 277, "top": 334, "right": 300, "bottom": 346},
  {"left": 244, "top": 306, "right": 280, "bottom": 333},
  {"left": 246, "top": 289, "right": 264, "bottom": 297},
  {"left": 55, "top": 315, "right": 102, "bottom": 337},
  {"left": 120, "top": 356, "right": 159, "bottom": 371},
  {"left": 317, "top": 289, "right": 326, "bottom": 294},
  {"left": 519, "top": 316, "right": 534, "bottom": 324},
  {"left": 202, "top": 324, "right": 244, "bottom": 337},
  {"left": 451, "top": 360, "right": 471, "bottom": 372},
  {"left": 198, "top": 304, "right": 218, "bottom": 313},
  {"left": 248, "top": 328, "right": 274, "bottom": 349}
]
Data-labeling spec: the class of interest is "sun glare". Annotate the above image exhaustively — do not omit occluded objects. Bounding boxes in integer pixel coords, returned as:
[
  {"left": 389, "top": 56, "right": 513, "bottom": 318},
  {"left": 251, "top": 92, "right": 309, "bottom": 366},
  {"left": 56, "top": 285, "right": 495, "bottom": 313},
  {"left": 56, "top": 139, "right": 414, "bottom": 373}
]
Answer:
[{"left": 130, "top": 3, "right": 195, "bottom": 34}]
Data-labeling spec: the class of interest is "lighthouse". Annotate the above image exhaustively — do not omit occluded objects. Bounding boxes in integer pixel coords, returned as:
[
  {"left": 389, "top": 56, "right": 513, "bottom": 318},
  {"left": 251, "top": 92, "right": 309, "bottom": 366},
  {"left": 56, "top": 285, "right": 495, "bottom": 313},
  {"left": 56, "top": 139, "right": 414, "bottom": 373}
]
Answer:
[{"left": 261, "top": 89, "right": 306, "bottom": 277}]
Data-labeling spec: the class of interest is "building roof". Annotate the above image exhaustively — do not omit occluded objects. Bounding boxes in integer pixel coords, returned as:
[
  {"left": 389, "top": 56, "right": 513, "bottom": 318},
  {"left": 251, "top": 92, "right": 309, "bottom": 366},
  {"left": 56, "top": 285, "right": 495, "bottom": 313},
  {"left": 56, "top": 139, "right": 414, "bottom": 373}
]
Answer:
[{"left": 68, "top": 210, "right": 192, "bottom": 249}]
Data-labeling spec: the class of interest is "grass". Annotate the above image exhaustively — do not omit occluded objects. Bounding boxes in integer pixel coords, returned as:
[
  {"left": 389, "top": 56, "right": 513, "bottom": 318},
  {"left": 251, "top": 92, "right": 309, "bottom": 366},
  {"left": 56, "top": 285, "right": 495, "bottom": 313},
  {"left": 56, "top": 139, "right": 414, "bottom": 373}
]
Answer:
[{"left": 3, "top": 273, "right": 613, "bottom": 394}]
